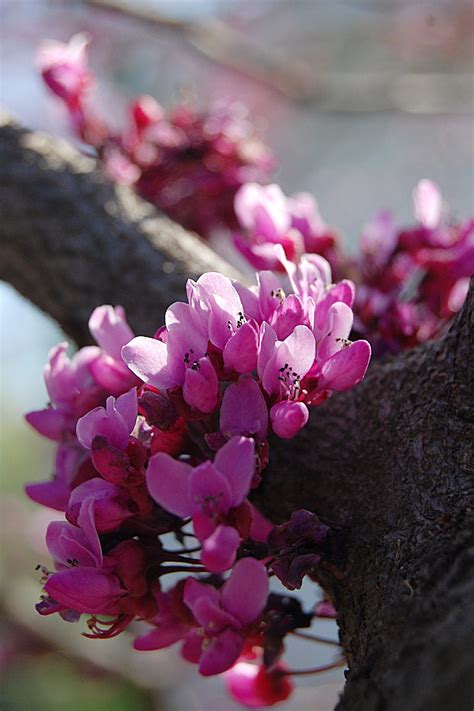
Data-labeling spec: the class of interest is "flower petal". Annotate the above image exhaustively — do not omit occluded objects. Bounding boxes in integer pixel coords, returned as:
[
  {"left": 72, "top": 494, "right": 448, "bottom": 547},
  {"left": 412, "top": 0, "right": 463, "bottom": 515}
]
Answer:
[
  {"left": 146, "top": 452, "right": 192, "bottom": 517},
  {"left": 214, "top": 436, "right": 255, "bottom": 507},
  {"left": 121, "top": 336, "right": 175, "bottom": 389},
  {"left": 221, "top": 557, "right": 268, "bottom": 625}
]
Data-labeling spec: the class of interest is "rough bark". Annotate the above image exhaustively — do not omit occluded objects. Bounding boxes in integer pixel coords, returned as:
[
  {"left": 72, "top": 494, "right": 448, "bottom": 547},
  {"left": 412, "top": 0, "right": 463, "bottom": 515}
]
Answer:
[
  {"left": 256, "top": 287, "right": 474, "bottom": 711},
  {"left": 0, "top": 116, "right": 240, "bottom": 344},
  {"left": 1, "top": 118, "right": 472, "bottom": 711}
]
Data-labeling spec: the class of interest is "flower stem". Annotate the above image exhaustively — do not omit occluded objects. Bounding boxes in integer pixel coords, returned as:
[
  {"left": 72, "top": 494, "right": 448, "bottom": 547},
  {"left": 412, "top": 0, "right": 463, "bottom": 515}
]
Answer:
[
  {"left": 291, "top": 630, "right": 340, "bottom": 647},
  {"left": 280, "top": 657, "right": 345, "bottom": 677}
]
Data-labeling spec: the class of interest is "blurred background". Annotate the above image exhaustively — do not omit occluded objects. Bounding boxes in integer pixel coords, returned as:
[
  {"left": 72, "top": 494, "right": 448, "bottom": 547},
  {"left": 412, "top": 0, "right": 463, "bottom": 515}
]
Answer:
[{"left": 0, "top": 1, "right": 472, "bottom": 709}]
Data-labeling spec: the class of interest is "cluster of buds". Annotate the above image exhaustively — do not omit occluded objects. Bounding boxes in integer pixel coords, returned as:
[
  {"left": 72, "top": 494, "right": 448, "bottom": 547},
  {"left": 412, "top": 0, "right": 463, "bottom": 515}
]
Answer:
[
  {"left": 28, "top": 255, "right": 364, "bottom": 705},
  {"left": 38, "top": 34, "right": 274, "bottom": 238},
  {"left": 353, "top": 180, "right": 474, "bottom": 355}
]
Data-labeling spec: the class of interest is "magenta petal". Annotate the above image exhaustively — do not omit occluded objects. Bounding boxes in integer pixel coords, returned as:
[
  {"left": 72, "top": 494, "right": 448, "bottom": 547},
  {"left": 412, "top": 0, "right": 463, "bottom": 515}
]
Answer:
[
  {"left": 115, "top": 387, "right": 138, "bottom": 433},
  {"left": 46, "top": 520, "right": 98, "bottom": 569},
  {"left": 221, "top": 557, "right": 269, "bottom": 625},
  {"left": 44, "top": 567, "right": 123, "bottom": 614},
  {"left": 220, "top": 376, "right": 268, "bottom": 439},
  {"left": 77, "top": 497, "right": 103, "bottom": 565},
  {"left": 189, "top": 461, "right": 233, "bottom": 518},
  {"left": 191, "top": 595, "right": 238, "bottom": 633},
  {"left": 134, "top": 625, "right": 187, "bottom": 651},
  {"left": 223, "top": 322, "right": 258, "bottom": 374},
  {"left": 270, "top": 401, "right": 309, "bottom": 439},
  {"left": 270, "top": 294, "right": 306, "bottom": 341},
  {"left": 319, "top": 339, "right": 371, "bottom": 392},
  {"left": 25, "top": 480, "right": 71, "bottom": 511},
  {"left": 121, "top": 336, "right": 175, "bottom": 389},
  {"left": 184, "top": 578, "right": 220, "bottom": 612},
  {"left": 181, "top": 631, "right": 204, "bottom": 663},
  {"left": 199, "top": 628, "right": 243, "bottom": 676},
  {"left": 25, "top": 409, "right": 67, "bottom": 440},
  {"left": 146, "top": 452, "right": 192, "bottom": 517},
  {"left": 214, "top": 436, "right": 255, "bottom": 507},
  {"left": 183, "top": 357, "right": 218, "bottom": 414},
  {"left": 200, "top": 525, "right": 240, "bottom": 573}
]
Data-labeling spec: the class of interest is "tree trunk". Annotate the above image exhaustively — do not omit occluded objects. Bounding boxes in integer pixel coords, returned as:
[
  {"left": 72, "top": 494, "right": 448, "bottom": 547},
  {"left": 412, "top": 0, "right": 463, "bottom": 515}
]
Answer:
[{"left": 1, "top": 117, "right": 472, "bottom": 711}]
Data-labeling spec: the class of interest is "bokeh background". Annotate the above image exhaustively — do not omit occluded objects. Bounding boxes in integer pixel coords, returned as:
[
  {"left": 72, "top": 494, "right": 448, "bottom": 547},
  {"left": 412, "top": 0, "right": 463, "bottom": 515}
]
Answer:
[{"left": 1, "top": 1, "right": 472, "bottom": 709}]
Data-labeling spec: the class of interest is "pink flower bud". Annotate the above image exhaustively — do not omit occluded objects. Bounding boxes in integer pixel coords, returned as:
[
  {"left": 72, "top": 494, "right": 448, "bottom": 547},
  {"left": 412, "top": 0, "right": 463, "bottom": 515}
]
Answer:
[
  {"left": 270, "top": 401, "right": 309, "bottom": 439},
  {"left": 225, "top": 662, "right": 293, "bottom": 707}
]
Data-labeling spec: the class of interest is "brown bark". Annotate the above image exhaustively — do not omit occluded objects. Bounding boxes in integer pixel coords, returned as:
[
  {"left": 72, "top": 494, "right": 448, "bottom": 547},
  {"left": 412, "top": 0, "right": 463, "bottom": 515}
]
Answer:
[{"left": 1, "top": 118, "right": 472, "bottom": 711}]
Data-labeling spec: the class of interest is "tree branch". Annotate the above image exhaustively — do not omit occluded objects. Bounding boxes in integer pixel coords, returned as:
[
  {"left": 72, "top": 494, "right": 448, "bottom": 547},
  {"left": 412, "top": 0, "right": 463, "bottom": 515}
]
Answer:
[
  {"left": 1, "top": 118, "right": 472, "bottom": 711},
  {"left": 0, "top": 115, "right": 240, "bottom": 344}
]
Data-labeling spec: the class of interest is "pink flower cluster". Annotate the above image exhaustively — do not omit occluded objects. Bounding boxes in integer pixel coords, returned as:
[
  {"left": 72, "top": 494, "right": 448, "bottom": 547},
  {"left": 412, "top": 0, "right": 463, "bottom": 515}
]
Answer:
[
  {"left": 38, "top": 34, "right": 274, "bottom": 238},
  {"left": 28, "top": 258, "right": 363, "bottom": 705},
  {"left": 354, "top": 180, "right": 474, "bottom": 355},
  {"left": 233, "top": 182, "right": 342, "bottom": 276}
]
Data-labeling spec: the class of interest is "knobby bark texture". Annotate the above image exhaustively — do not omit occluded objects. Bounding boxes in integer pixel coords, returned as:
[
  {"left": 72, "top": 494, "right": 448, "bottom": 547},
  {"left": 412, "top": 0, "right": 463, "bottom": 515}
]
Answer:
[
  {"left": 0, "top": 116, "right": 240, "bottom": 344},
  {"left": 1, "top": 118, "right": 472, "bottom": 711}
]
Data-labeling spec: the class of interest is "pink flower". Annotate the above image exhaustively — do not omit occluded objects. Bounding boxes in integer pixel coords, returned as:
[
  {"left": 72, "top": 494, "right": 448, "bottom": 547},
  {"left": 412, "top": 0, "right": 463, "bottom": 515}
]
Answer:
[
  {"left": 413, "top": 179, "right": 442, "bottom": 230},
  {"left": 233, "top": 183, "right": 341, "bottom": 273},
  {"left": 66, "top": 478, "right": 134, "bottom": 534},
  {"left": 88, "top": 305, "right": 138, "bottom": 393},
  {"left": 270, "top": 401, "right": 309, "bottom": 440},
  {"left": 225, "top": 662, "right": 293, "bottom": 707},
  {"left": 184, "top": 558, "right": 269, "bottom": 675},
  {"left": 147, "top": 436, "right": 255, "bottom": 571},
  {"left": 37, "top": 33, "right": 91, "bottom": 107},
  {"left": 76, "top": 388, "right": 137, "bottom": 451},
  {"left": 25, "top": 442, "right": 94, "bottom": 511}
]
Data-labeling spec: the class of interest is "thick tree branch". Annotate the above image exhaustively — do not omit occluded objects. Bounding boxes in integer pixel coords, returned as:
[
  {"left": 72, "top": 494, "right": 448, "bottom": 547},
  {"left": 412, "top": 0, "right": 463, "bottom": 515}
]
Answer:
[
  {"left": 257, "top": 285, "right": 473, "bottom": 711},
  {"left": 0, "top": 116, "right": 240, "bottom": 344},
  {"left": 1, "top": 119, "right": 472, "bottom": 711}
]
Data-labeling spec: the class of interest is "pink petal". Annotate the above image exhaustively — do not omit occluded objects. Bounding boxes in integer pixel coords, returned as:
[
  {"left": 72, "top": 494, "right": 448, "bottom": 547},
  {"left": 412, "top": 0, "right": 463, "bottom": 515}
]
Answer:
[
  {"left": 199, "top": 628, "right": 243, "bottom": 676},
  {"left": 134, "top": 625, "right": 187, "bottom": 651},
  {"left": 184, "top": 578, "right": 220, "bottom": 612},
  {"left": 220, "top": 376, "right": 269, "bottom": 439},
  {"left": 223, "top": 322, "right": 258, "bottom": 374},
  {"left": 270, "top": 294, "right": 306, "bottom": 341},
  {"left": 189, "top": 462, "right": 232, "bottom": 518},
  {"left": 191, "top": 595, "right": 238, "bottom": 633},
  {"left": 146, "top": 452, "right": 192, "bottom": 517},
  {"left": 25, "top": 408, "right": 67, "bottom": 440},
  {"left": 181, "top": 630, "right": 204, "bottom": 663},
  {"left": 221, "top": 558, "right": 269, "bottom": 625},
  {"left": 214, "top": 436, "right": 255, "bottom": 507},
  {"left": 413, "top": 179, "right": 442, "bottom": 229},
  {"left": 200, "top": 524, "right": 240, "bottom": 573},
  {"left": 317, "top": 301, "right": 354, "bottom": 363},
  {"left": 44, "top": 567, "right": 123, "bottom": 614},
  {"left": 25, "top": 480, "right": 71, "bottom": 511},
  {"left": 183, "top": 357, "right": 218, "bottom": 413},
  {"left": 270, "top": 401, "right": 309, "bottom": 439},
  {"left": 262, "top": 326, "right": 315, "bottom": 396},
  {"left": 257, "top": 322, "right": 277, "bottom": 381},
  {"left": 46, "top": 520, "right": 98, "bottom": 569},
  {"left": 121, "top": 336, "right": 176, "bottom": 389},
  {"left": 115, "top": 387, "right": 138, "bottom": 434},
  {"left": 88, "top": 305, "right": 134, "bottom": 360},
  {"left": 319, "top": 339, "right": 371, "bottom": 392}
]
